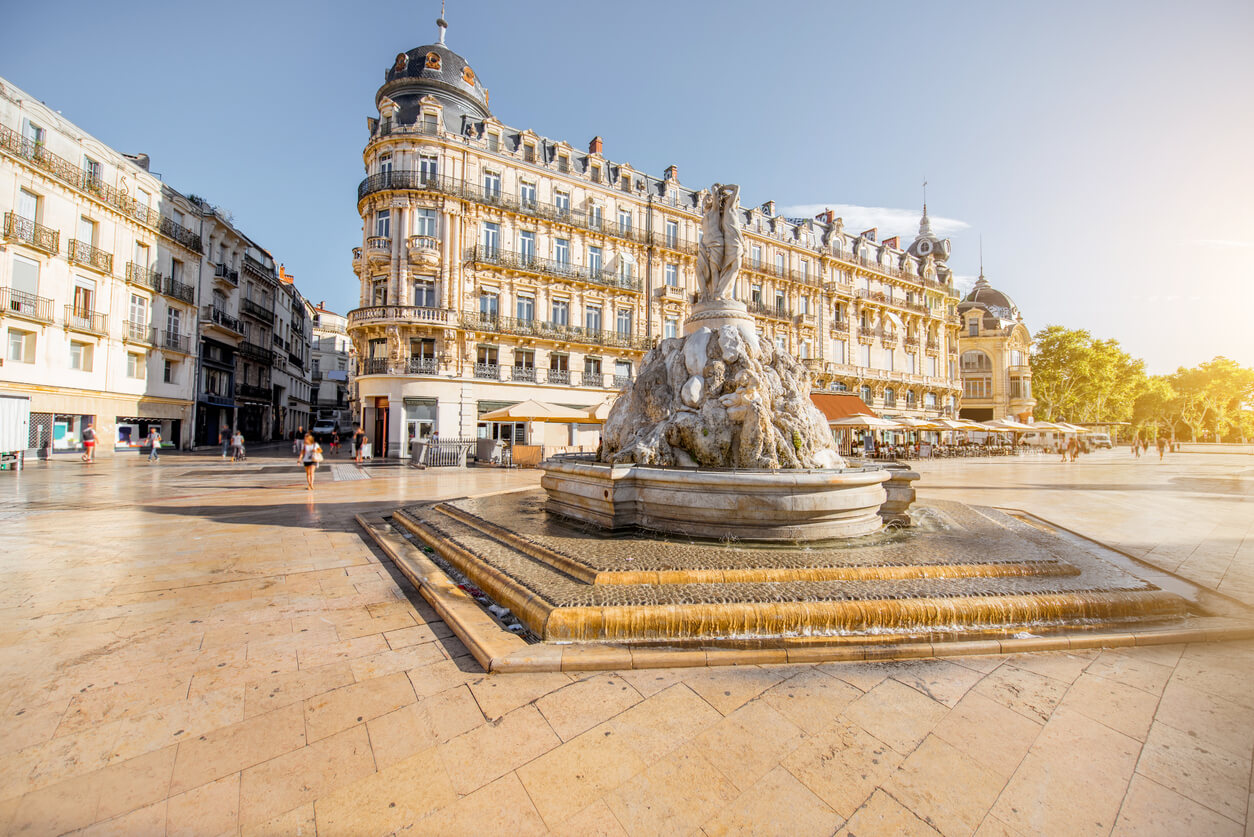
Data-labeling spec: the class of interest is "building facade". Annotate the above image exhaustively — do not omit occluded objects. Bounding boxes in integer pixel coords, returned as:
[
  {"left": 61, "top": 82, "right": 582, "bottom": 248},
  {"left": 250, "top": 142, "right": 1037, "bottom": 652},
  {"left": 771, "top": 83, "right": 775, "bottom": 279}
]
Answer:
[
  {"left": 311, "top": 302, "right": 352, "bottom": 431},
  {"left": 347, "top": 25, "right": 963, "bottom": 457},
  {"left": 0, "top": 76, "right": 204, "bottom": 454},
  {"left": 956, "top": 272, "right": 1035, "bottom": 422},
  {"left": 273, "top": 268, "right": 314, "bottom": 439}
]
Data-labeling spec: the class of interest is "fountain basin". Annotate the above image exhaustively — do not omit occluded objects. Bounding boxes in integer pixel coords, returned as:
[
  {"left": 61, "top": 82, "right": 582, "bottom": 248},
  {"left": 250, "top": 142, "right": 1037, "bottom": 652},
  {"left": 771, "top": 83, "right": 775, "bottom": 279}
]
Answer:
[{"left": 541, "top": 460, "right": 891, "bottom": 541}]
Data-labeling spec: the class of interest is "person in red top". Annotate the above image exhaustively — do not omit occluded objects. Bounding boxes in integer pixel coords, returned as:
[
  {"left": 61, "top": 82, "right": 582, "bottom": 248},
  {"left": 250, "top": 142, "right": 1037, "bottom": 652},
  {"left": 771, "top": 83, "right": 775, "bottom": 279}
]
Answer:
[{"left": 81, "top": 422, "right": 97, "bottom": 463}]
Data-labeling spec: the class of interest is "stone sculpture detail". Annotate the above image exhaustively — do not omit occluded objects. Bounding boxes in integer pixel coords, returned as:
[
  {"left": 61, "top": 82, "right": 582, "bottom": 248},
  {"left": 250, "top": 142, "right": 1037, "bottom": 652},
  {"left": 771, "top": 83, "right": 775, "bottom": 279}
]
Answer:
[{"left": 601, "top": 182, "right": 845, "bottom": 470}]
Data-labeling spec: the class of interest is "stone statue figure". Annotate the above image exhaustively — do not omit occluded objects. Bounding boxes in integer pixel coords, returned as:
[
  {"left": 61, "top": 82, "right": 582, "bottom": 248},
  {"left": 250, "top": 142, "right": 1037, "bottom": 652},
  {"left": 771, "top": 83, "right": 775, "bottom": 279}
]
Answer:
[{"left": 696, "top": 183, "right": 743, "bottom": 302}]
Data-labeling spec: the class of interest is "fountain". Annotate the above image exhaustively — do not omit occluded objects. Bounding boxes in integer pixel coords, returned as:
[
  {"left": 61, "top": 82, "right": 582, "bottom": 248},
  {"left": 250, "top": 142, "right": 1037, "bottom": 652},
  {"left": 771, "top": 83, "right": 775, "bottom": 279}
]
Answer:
[{"left": 358, "top": 182, "right": 1253, "bottom": 672}]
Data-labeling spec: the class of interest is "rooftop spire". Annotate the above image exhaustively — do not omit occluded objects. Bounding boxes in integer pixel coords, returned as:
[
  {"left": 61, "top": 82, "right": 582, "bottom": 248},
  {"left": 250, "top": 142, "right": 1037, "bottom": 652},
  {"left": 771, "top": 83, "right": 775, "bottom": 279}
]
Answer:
[
  {"left": 918, "top": 178, "right": 933, "bottom": 237},
  {"left": 436, "top": 0, "right": 448, "bottom": 44},
  {"left": 974, "top": 235, "right": 990, "bottom": 288}
]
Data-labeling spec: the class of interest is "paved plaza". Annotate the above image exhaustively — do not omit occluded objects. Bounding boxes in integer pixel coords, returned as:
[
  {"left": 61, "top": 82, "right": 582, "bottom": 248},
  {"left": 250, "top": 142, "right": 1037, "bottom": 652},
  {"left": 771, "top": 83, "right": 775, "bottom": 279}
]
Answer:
[{"left": 0, "top": 449, "right": 1251, "bottom": 835}]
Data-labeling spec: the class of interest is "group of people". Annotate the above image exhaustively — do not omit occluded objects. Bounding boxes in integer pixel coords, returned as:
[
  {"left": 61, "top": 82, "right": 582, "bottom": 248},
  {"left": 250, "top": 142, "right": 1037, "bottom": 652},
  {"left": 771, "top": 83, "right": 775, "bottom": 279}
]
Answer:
[
  {"left": 291, "top": 425, "right": 370, "bottom": 491},
  {"left": 1131, "top": 437, "right": 1172, "bottom": 460},
  {"left": 218, "top": 427, "right": 247, "bottom": 462}
]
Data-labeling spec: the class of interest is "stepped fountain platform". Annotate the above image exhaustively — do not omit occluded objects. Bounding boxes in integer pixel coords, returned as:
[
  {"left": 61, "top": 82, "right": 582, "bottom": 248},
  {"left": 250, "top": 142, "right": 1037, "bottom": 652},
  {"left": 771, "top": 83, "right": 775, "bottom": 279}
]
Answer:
[{"left": 357, "top": 488, "right": 1254, "bottom": 672}]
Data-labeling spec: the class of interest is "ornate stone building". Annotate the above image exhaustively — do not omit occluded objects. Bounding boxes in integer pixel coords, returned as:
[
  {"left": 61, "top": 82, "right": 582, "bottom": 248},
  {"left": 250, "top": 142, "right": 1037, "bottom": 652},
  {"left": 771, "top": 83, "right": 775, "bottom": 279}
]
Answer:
[
  {"left": 956, "top": 271, "right": 1035, "bottom": 422},
  {"left": 348, "top": 21, "right": 963, "bottom": 456}
]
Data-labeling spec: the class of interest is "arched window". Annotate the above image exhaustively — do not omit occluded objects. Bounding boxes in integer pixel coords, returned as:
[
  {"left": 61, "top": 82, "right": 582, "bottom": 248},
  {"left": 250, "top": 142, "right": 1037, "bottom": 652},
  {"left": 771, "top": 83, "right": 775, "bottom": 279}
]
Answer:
[
  {"left": 905, "top": 390, "right": 916, "bottom": 407},
  {"left": 860, "top": 385, "right": 873, "bottom": 403},
  {"left": 884, "top": 388, "right": 896, "bottom": 407}
]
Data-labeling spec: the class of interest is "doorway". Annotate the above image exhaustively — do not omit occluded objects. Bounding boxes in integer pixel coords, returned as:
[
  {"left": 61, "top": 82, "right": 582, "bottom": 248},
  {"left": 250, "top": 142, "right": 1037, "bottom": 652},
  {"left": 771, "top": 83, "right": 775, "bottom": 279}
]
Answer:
[{"left": 373, "top": 397, "right": 389, "bottom": 458}]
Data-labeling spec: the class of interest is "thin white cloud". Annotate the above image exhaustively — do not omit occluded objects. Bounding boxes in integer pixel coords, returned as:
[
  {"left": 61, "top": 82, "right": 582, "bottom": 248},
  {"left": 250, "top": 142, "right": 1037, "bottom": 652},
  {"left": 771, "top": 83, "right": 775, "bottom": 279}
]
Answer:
[
  {"left": 1191, "top": 239, "right": 1254, "bottom": 248},
  {"left": 951, "top": 273, "right": 979, "bottom": 295},
  {"left": 777, "top": 203, "right": 971, "bottom": 238}
]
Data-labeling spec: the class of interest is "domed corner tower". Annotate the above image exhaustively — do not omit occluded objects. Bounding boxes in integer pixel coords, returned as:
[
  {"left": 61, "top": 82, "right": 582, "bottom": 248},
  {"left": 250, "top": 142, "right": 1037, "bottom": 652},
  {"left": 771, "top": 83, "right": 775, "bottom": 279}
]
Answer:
[
  {"left": 349, "top": 14, "right": 492, "bottom": 457},
  {"left": 955, "top": 267, "right": 1035, "bottom": 423}
]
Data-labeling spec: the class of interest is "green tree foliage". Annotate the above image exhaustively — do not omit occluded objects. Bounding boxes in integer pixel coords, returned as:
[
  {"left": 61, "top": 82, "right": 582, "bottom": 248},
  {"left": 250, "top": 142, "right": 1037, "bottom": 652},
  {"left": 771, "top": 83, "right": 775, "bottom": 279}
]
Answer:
[
  {"left": 1167, "top": 357, "right": 1254, "bottom": 442},
  {"left": 1029, "top": 326, "right": 1146, "bottom": 423},
  {"left": 1131, "top": 377, "right": 1177, "bottom": 439}
]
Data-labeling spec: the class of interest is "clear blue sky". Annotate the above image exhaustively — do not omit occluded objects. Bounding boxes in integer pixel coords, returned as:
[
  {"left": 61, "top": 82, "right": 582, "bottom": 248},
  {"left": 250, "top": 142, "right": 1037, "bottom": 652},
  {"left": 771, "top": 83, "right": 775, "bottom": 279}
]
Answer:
[{"left": 3, "top": 0, "right": 1251, "bottom": 373}]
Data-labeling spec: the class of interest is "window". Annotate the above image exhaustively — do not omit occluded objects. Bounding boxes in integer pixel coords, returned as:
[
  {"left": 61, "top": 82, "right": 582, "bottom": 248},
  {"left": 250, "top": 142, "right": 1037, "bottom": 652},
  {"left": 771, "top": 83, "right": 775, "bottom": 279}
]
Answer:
[
  {"left": 798, "top": 296, "right": 809, "bottom": 315},
  {"left": 11, "top": 254, "right": 40, "bottom": 301},
  {"left": 800, "top": 260, "right": 810, "bottom": 282},
  {"left": 831, "top": 339, "right": 845, "bottom": 364},
  {"left": 77, "top": 216, "right": 97, "bottom": 247},
  {"left": 481, "top": 222, "right": 500, "bottom": 254},
  {"left": 379, "top": 153, "right": 393, "bottom": 177},
  {"left": 375, "top": 210, "right": 390, "bottom": 238},
  {"left": 751, "top": 284, "right": 762, "bottom": 304},
  {"left": 801, "top": 339, "right": 812, "bottom": 359},
  {"left": 585, "top": 305, "right": 602, "bottom": 332},
  {"left": 884, "top": 388, "right": 896, "bottom": 407},
  {"left": 21, "top": 119, "right": 44, "bottom": 146},
  {"left": 137, "top": 189, "right": 151, "bottom": 210},
  {"left": 664, "top": 263, "right": 678, "bottom": 287},
  {"left": 584, "top": 356, "right": 602, "bottom": 377},
  {"left": 83, "top": 157, "right": 101, "bottom": 189},
  {"left": 171, "top": 259, "right": 183, "bottom": 284},
  {"left": 590, "top": 164, "right": 601, "bottom": 183},
  {"left": 906, "top": 353, "right": 916, "bottom": 374},
  {"left": 482, "top": 170, "right": 501, "bottom": 197},
  {"left": 479, "top": 292, "right": 499, "bottom": 317},
  {"left": 163, "top": 359, "right": 176, "bottom": 383},
  {"left": 551, "top": 299, "right": 569, "bottom": 325},
  {"left": 558, "top": 154, "right": 570, "bottom": 172},
  {"left": 885, "top": 350, "right": 894, "bottom": 372},
  {"left": 665, "top": 220, "right": 679, "bottom": 248},
  {"left": 519, "top": 230, "right": 535, "bottom": 264},
  {"left": 413, "top": 278, "right": 436, "bottom": 307},
  {"left": 487, "top": 132, "right": 500, "bottom": 151},
  {"left": 618, "top": 256, "right": 634, "bottom": 281},
  {"left": 664, "top": 317, "right": 678, "bottom": 339},
  {"left": 477, "top": 345, "right": 498, "bottom": 366},
  {"left": 134, "top": 242, "right": 150, "bottom": 270},
  {"left": 588, "top": 245, "right": 603, "bottom": 274},
  {"left": 775, "top": 335, "right": 787, "bottom": 354},
  {"left": 129, "top": 293, "right": 148, "bottom": 324},
  {"left": 617, "top": 209, "right": 632, "bottom": 233},
  {"left": 414, "top": 208, "right": 438, "bottom": 238},
  {"left": 550, "top": 353, "right": 568, "bottom": 373},
  {"left": 860, "top": 344, "right": 871, "bottom": 367},
  {"left": 516, "top": 294, "right": 535, "bottom": 322},
  {"left": 775, "top": 292, "right": 786, "bottom": 314},
  {"left": 616, "top": 309, "right": 632, "bottom": 335},
  {"left": 554, "top": 190, "right": 570, "bottom": 215},
  {"left": 18, "top": 189, "right": 39, "bottom": 224},
  {"left": 968, "top": 319, "right": 979, "bottom": 337},
  {"left": 514, "top": 349, "right": 535, "bottom": 369},
  {"left": 925, "top": 392, "right": 937, "bottom": 408},
  {"left": 127, "top": 352, "right": 146, "bottom": 379},
  {"left": 775, "top": 253, "right": 785, "bottom": 274},
  {"left": 419, "top": 154, "right": 438, "bottom": 182},
  {"left": 69, "top": 340, "right": 92, "bottom": 371},
  {"left": 830, "top": 381, "right": 848, "bottom": 392},
  {"left": 964, "top": 377, "right": 992, "bottom": 399},
  {"left": 554, "top": 238, "right": 570, "bottom": 265},
  {"left": 615, "top": 359, "right": 632, "bottom": 382},
  {"left": 928, "top": 356, "right": 938, "bottom": 377},
  {"left": 961, "top": 351, "right": 992, "bottom": 372},
  {"left": 906, "top": 390, "right": 916, "bottom": 408},
  {"left": 523, "top": 143, "right": 536, "bottom": 163},
  {"left": 411, "top": 338, "right": 436, "bottom": 360},
  {"left": 751, "top": 244, "right": 762, "bottom": 267},
  {"left": 519, "top": 181, "right": 536, "bottom": 207},
  {"left": 6, "top": 328, "right": 34, "bottom": 363},
  {"left": 73, "top": 278, "right": 96, "bottom": 315},
  {"left": 860, "top": 385, "right": 873, "bottom": 403},
  {"left": 590, "top": 205, "right": 603, "bottom": 229}
]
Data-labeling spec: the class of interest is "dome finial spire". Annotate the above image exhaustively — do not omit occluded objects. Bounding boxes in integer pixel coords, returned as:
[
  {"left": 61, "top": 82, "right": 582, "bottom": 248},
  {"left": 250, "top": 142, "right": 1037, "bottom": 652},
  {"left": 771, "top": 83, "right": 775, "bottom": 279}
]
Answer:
[
  {"left": 974, "top": 235, "right": 990, "bottom": 289},
  {"left": 436, "top": 0, "right": 448, "bottom": 44}
]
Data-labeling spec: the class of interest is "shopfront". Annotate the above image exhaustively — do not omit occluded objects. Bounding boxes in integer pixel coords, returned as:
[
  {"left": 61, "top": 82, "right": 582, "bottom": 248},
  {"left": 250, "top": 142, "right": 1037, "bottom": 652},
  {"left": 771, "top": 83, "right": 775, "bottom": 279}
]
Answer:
[{"left": 115, "top": 417, "right": 182, "bottom": 451}]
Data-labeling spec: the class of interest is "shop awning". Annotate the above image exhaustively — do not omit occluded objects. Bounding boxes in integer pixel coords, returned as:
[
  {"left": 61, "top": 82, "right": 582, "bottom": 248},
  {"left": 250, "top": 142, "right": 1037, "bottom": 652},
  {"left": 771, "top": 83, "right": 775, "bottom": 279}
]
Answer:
[
  {"left": 809, "top": 393, "right": 877, "bottom": 422},
  {"left": 479, "top": 399, "right": 591, "bottom": 422}
]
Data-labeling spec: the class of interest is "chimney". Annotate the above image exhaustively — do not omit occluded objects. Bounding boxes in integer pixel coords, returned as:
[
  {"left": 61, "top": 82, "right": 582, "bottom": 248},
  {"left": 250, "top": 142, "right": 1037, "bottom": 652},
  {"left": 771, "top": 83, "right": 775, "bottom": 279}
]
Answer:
[
  {"left": 761, "top": 200, "right": 775, "bottom": 216},
  {"left": 861, "top": 227, "right": 877, "bottom": 242},
  {"left": 663, "top": 164, "right": 678, "bottom": 181},
  {"left": 123, "top": 153, "right": 151, "bottom": 171},
  {"left": 815, "top": 209, "right": 834, "bottom": 224},
  {"left": 588, "top": 135, "right": 603, "bottom": 155}
]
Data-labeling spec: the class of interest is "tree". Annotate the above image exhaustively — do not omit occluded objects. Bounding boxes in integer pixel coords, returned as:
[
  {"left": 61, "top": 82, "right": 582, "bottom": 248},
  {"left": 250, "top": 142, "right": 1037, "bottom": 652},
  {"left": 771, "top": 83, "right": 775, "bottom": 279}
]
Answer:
[
  {"left": 1131, "top": 376, "right": 1177, "bottom": 440},
  {"left": 1030, "top": 326, "right": 1146, "bottom": 424},
  {"left": 1168, "top": 357, "right": 1254, "bottom": 442}
]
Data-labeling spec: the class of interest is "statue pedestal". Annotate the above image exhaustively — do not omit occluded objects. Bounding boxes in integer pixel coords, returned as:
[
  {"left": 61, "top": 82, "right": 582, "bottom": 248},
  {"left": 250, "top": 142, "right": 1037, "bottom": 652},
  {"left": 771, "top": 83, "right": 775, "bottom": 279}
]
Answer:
[{"left": 684, "top": 299, "right": 759, "bottom": 352}]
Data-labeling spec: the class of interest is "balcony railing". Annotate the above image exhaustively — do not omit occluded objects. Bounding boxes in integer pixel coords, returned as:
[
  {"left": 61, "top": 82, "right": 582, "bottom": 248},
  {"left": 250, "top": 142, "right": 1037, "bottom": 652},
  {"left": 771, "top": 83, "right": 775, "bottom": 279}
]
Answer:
[
  {"left": 213, "top": 263, "right": 239, "bottom": 285},
  {"left": 201, "top": 305, "right": 243, "bottom": 334},
  {"left": 361, "top": 357, "right": 390, "bottom": 375},
  {"left": 0, "top": 287, "right": 54, "bottom": 323},
  {"left": 68, "top": 239, "right": 113, "bottom": 273},
  {"left": 236, "top": 382, "right": 272, "bottom": 401},
  {"left": 160, "top": 330, "right": 190, "bottom": 353},
  {"left": 655, "top": 284, "right": 686, "bottom": 302},
  {"left": 407, "top": 357, "right": 439, "bottom": 375},
  {"left": 346, "top": 305, "right": 452, "bottom": 327},
  {"left": 468, "top": 245, "right": 642, "bottom": 293},
  {"left": 746, "top": 300, "right": 791, "bottom": 320},
  {"left": 3, "top": 212, "right": 58, "bottom": 254},
  {"left": 0, "top": 124, "right": 202, "bottom": 252},
  {"left": 240, "top": 297, "right": 275, "bottom": 324},
  {"left": 242, "top": 254, "right": 274, "bottom": 280},
  {"left": 123, "top": 320, "right": 156, "bottom": 344},
  {"left": 288, "top": 351, "right": 304, "bottom": 367},
  {"left": 648, "top": 230, "right": 698, "bottom": 255},
  {"left": 128, "top": 262, "right": 194, "bottom": 302},
  {"left": 239, "top": 340, "right": 273, "bottom": 364},
  {"left": 64, "top": 306, "right": 107, "bottom": 335},
  {"left": 407, "top": 234, "right": 439, "bottom": 252},
  {"left": 474, "top": 362, "right": 500, "bottom": 380},
  {"left": 366, "top": 235, "right": 390, "bottom": 255},
  {"left": 459, "top": 311, "right": 652, "bottom": 351},
  {"left": 830, "top": 320, "right": 849, "bottom": 335},
  {"left": 162, "top": 277, "right": 196, "bottom": 304}
]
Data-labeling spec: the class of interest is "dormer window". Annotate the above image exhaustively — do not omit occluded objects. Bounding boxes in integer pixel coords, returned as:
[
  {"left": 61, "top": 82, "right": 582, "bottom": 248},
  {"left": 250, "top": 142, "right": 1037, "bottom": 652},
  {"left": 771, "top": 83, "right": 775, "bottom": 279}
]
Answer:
[
  {"left": 523, "top": 143, "right": 536, "bottom": 163},
  {"left": 487, "top": 132, "right": 500, "bottom": 151},
  {"left": 590, "top": 164, "right": 602, "bottom": 183},
  {"left": 557, "top": 154, "right": 570, "bottom": 173}
]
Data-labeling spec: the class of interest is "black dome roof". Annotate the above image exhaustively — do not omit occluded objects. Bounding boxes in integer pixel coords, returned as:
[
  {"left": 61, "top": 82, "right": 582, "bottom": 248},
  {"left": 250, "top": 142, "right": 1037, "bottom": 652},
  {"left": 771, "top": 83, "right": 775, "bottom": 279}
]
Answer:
[
  {"left": 378, "top": 41, "right": 491, "bottom": 127},
  {"left": 958, "top": 276, "right": 1021, "bottom": 321}
]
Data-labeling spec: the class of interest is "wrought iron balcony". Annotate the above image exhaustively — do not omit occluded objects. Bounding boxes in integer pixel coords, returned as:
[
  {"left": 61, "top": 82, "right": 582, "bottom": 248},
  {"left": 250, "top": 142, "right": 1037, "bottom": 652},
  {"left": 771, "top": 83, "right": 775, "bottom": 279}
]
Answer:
[
  {"left": 474, "top": 362, "right": 500, "bottom": 380},
  {"left": 467, "top": 246, "right": 641, "bottom": 293},
  {"left": 926, "top": 339, "right": 940, "bottom": 352},
  {"left": 511, "top": 365, "right": 538, "bottom": 383},
  {"left": 213, "top": 263, "right": 239, "bottom": 286},
  {"left": 3, "top": 212, "right": 58, "bottom": 254},
  {"left": 288, "top": 350, "right": 305, "bottom": 367},
  {"left": 201, "top": 305, "right": 243, "bottom": 334},
  {"left": 162, "top": 277, "right": 195, "bottom": 304},
  {"left": 242, "top": 254, "right": 274, "bottom": 281},
  {"left": 904, "top": 337, "right": 921, "bottom": 350},
  {"left": 347, "top": 305, "right": 451, "bottom": 327},
  {"left": 459, "top": 311, "right": 652, "bottom": 351},
  {"left": 240, "top": 297, "right": 275, "bottom": 324},
  {"left": 746, "top": 300, "right": 791, "bottom": 320},
  {"left": 648, "top": 230, "right": 698, "bottom": 255},
  {"left": 830, "top": 320, "right": 849, "bottom": 335},
  {"left": 239, "top": 340, "right": 273, "bottom": 364},
  {"left": 0, "top": 287, "right": 54, "bottom": 323},
  {"left": 360, "top": 357, "right": 390, "bottom": 375},
  {"left": 68, "top": 240, "right": 114, "bottom": 273},
  {"left": 160, "top": 330, "right": 190, "bottom": 353},
  {"left": 123, "top": 320, "right": 156, "bottom": 344},
  {"left": 64, "top": 305, "right": 107, "bottom": 335},
  {"left": 547, "top": 368, "right": 570, "bottom": 385},
  {"left": 407, "top": 357, "right": 439, "bottom": 375},
  {"left": 126, "top": 262, "right": 162, "bottom": 292},
  {"left": 236, "top": 382, "right": 272, "bottom": 401}
]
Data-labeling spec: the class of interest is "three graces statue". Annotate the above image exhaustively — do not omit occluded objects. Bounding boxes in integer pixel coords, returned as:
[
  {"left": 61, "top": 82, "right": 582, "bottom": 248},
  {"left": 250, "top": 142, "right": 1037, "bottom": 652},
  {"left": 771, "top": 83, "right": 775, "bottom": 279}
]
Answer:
[{"left": 696, "top": 183, "right": 743, "bottom": 304}]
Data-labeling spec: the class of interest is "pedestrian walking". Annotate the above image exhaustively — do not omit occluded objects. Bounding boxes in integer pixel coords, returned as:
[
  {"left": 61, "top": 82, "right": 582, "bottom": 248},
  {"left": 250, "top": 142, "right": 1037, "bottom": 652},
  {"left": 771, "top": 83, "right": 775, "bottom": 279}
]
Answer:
[
  {"left": 146, "top": 427, "right": 162, "bottom": 462},
  {"left": 81, "top": 422, "right": 97, "bottom": 463},
  {"left": 330, "top": 430, "right": 340, "bottom": 456},
  {"left": 1131, "top": 437, "right": 1140, "bottom": 458},
  {"left": 293, "top": 426, "right": 304, "bottom": 455},
  {"left": 231, "top": 430, "right": 245, "bottom": 463},
  {"left": 219, "top": 426, "right": 231, "bottom": 459},
  {"left": 1156, "top": 436, "right": 1167, "bottom": 460},
  {"left": 353, "top": 425, "right": 365, "bottom": 465},
  {"left": 298, "top": 432, "right": 322, "bottom": 490}
]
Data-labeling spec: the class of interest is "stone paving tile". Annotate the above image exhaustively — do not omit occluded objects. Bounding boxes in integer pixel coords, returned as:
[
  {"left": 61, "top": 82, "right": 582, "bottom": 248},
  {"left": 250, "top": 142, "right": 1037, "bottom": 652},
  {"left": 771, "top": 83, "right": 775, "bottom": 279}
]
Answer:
[{"left": 1, "top": 452, "right": 1253, "bottom": 834}]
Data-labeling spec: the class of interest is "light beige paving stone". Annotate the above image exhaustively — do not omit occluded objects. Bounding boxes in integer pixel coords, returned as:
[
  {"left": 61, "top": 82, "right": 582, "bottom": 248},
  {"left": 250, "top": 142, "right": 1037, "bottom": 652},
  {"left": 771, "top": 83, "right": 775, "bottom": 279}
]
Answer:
[
  {"left": 0, "top": 699, "right": 69, "bottom": 757},
  {"left": 312, "top": 744, "right": 455, "bottom": 835},
  {"left": 437, "top": 703, "right": 560, "bottom": 796},
  {"left": 534, "top": 673, "right": 643, "bottom": 741},
  {"left": 1172, "top": 642, "right": 1254, "bottom": 709},
  {"left": 970, "top": 813, "right": 1023, "bottom": 836},
  {"left": 691, "top": 698, "right": 809, "bottom": 792},
  {"left": 681, "top": 664, "right": 789, "bottom": 715},
  {"left": 1153, "top": 679, "right": 1254, "bottom": 760},
  {"left": 1085, "top": 648, "right": 1175, "bottom": 695},
  {"left": 239, "top": 802, "right": 315, "bottom": 837},
  {"left": 821, "top": 659, "right": 899, "bottom": 692},
  {"left": 841, "top": 677, "right": 949, "bottom": 755},
  {"left": 515, "top": 723, "right": 648, "bottom": 826},
  {"left": 78, "top": 799, "right": 168, "bottom": 837},
  {"left": 169, "top": 701, "right": 306, "bottom": 794},
  {"left": 972, "top": 663, "right": 1069, "bottom": 724},
  {"left": 932, "top": 691, "right": 1043, "bottom": 778},
  {"left": 890, "top": 658, "right": 987, "bottom": 708},
  {"left": 1113, "top": 772, "right": 1243, "bottom": 837},
  {"left": 406, "top": 658, "right": 485, "bottom": 698},
  {"left": 603, "top": 683, "right": 724, "bottom": 764},
  {"left": 302, "top": 671, "right": 416, "bottom": 742},
  {"left": 1061, "top": 671, "right": 1161, "bottom": 741},
  {"left": 412, "top": 771, "right": 547, "bottom": 836},
  {"left": 548, "top": 798, "right": 630, "bottom": 837},
  {"left": 783, "top": 718, "right": 903, "bottom": 818},
  {"left": 165, "top": 772, "right": 240, "bottom": 837},
  {"left": 238, "top": 723, "right": 376, "bottom": 827},
  {"left": 615, "top": 666, "right": 690, "bottom": 698},
  {"left": 1000, "top": 649, "right": 1095, "bottom": 684},
  {"left": 89, "top": 744, "right": 178, "bottom": 823},
  {"left": 605, "top": 742, "right": 740, "bottom": 836},
  {"left": 1135, "top": 720, "right": 1251, "bottom": 823},
  {"left": 885, "top": 734, "right": 1008, "bottom": 837},
  {"left": 760, "top": 667, "right": 863, "bottom": 734},
  {"left": 383, "top": 622, "right": 440, "bottom": 649},
  {"left": 991, "top": 705, "right": 1141, "bottom": 836},
  {"left": 242, "top": 661, "right": 355, "bottom": 718},
  {"left": 701, "top": 765, "right": 845, "bottom": 837},
  {"left": 294, "top": 633, "right": 389, "bottom": 669},
  {"left": 366, "top": 684, "right": 484, "bottom": 769},
  {"left": 836, "top": 789, "right": 942, "bottom": 837},
  {"left": 467, "top": 671, "right": 572, "bottom": 720}
]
